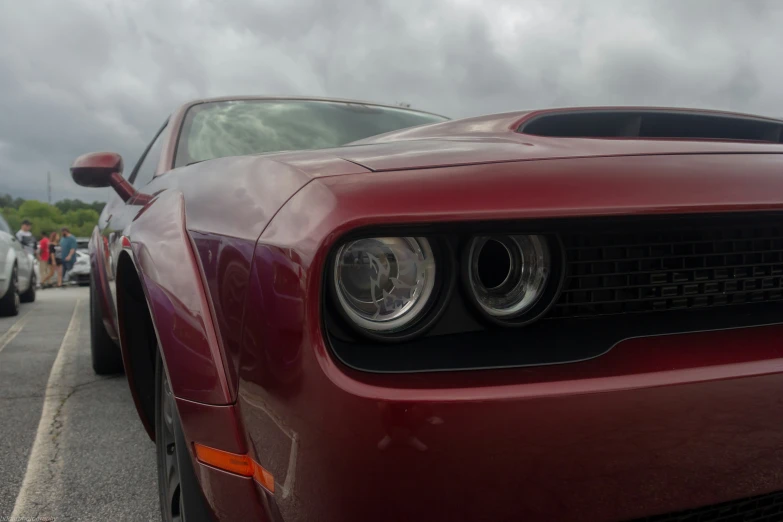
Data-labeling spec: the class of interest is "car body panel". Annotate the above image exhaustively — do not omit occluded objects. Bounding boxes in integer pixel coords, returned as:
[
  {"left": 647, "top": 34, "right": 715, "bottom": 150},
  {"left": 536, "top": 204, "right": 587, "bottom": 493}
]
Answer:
[
  {"left": 194, "top": 463, "right": 272, "bottom": 521},
  {"left": 125, "top": 189, "right": 232, "bottom": 405},
  {"left": 238, "top": 345, "right": 783, "bottom": 521},
  {"left": 237, "top": 332, "right": 783, "bottom": 521},
  {"left": 111, "top": 155, "right": 364, "bottom": 408},
  {"left": 335, "top": 108, "right": 783, "bottom": 172},
  {"left": 0, "top": 227, "right": 34, "bottom": 299},
  {"left": 332, "top": 135, "right": 783, "bottom": 173},
  {"left": 350, "top": 105, "right": 783, "bottom": 145},
  {"left": 89, "top": 226, "right": 118, "bottom": 339},
  {"left": 235, "top": 153, "right": 783, "bottom": 520},
  {"left": 96, "top": 156, "right": 370, "bottom": 427},
  {"left": 83, "top": 102, "right": 783, "bottom": 521},
  {"left": 259, "top": 153, "right": 783, "bottom": 246},
  {"left": 188, "top": 231, "right": 257, "bottom": 401},
  {"left": 69, "top": 250, "right": 91, "bottom": 286},
  {"left": 0, "top": 231, "right": 11, "bottom": 294}
]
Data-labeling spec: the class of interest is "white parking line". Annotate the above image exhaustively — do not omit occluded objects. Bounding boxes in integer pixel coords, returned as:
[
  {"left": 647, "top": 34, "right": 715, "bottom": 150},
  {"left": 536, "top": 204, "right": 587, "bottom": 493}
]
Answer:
[
  {"left": 10, "top": 299, "right": 82, "bottom": 520},
  {"left": 0, "top": 312, "right": 32, "bottom": 356}
]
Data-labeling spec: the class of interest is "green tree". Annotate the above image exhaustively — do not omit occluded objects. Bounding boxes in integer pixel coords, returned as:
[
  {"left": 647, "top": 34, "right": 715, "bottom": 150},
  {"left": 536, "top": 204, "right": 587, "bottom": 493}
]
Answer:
[
  {"left": 1, "top": 206, "right": 20, "bottom": 232},
  {"left": 64, "top": 208, "right": 99, "bottom": 228},
  {"left": 55, "top": 198, "right": 105, "bottom": 215},
  {"left": 18, "top": 199, "right": 64, "bottom": 223},
  {"left": 55, "top": 198, "right": 76, "bottom": 214},
  {"left": 1, "top": 197, "right": 101, "bottom": 239},
  {"left": 0, "top": 195, "right": 26, "bottom": 209}
]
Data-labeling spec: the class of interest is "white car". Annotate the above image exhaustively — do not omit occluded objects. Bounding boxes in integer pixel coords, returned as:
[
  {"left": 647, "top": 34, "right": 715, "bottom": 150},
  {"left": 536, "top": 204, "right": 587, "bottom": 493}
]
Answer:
[
  {"left": 68, "top": 250, "right": 91, "bottom": 286},
  {"left": 0, "top": 215, "right": 36, "bottom": 315}
]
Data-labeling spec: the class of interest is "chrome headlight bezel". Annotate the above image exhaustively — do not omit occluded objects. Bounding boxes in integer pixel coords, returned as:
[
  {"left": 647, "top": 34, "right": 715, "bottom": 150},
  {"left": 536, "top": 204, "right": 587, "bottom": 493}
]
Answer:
[
  {"left": 462, "top": 234, "right": 565, "bottom": 326},
  {"left": 327, "top": 235, "right": 453, "bottom": 342}
]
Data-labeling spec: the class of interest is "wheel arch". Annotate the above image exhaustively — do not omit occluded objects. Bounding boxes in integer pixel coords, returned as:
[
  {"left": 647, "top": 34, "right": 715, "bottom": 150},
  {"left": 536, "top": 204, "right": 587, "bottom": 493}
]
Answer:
[
  {"left": 89, "top": 225, "right": 119, "bottom": 340},
  {"left": 115, "top": 250, "right": 158, "bottom": 439},
  {"left": 113, "top": 190, "right": 237, "bottom": 439},
  {"left": 0, "top": 247, "right": 18, "bottom": 295}
]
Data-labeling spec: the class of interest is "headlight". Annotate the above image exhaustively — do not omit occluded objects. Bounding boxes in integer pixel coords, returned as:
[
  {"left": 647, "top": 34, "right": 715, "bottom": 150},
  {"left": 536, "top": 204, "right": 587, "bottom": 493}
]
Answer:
[
  {"left": 333, "top": 237, "right": 436, "bottom": 333},
  {"left": 466, "top": 234, "right": 550, "bottom": 320}
]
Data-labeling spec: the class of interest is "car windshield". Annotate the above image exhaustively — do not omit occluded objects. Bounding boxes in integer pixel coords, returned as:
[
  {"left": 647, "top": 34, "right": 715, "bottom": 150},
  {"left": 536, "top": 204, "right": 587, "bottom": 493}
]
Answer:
[{"left": 174, "top": 99, "right": 448, "bottom": 167}]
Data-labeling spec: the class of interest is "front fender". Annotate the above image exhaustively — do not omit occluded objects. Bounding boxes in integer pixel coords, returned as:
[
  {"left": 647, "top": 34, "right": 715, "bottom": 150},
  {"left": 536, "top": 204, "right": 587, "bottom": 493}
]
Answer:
[
  {"left": 2, "top": 244, "right": 16, "bottom": 270},
  {"left": 0, "top": 247, "right": 17, "bottom": 295},
  {"left": 89, "top": 226, "right": 119, "bottom": 340},
  {"left": 125, "top": 190, "right": 233, "bottom": 405}
]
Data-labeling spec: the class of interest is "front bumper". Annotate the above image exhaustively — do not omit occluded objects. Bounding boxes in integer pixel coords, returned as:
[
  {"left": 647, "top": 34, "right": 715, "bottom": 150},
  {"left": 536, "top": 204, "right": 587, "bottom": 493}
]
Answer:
[
  {"left": 232, "top": 323, "right": 783, "bottom": 522},
  {"left": 69, "top": 264, "right": 90, "bottom": 276},
  {"left": 201, "top": 166, "right": 783, "bottom": 521},
  {"left": 68, "top": 264, "right": 90, "bottom": 285},
  {"left": 71, "top": 273, "right": 90, "bottom": 285}
]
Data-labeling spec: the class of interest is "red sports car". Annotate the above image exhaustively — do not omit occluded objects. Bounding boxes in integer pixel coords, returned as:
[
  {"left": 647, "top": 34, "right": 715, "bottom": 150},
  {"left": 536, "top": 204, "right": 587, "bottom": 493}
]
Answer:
[{"left": 72, "top": 98, "right": 783, "bottom": 522}]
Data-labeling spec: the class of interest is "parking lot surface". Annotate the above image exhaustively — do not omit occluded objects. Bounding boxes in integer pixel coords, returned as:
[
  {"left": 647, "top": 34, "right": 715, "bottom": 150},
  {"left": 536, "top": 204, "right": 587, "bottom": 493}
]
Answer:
[{"left": 0, "top": 286, "right": 158, "bottom": 521}]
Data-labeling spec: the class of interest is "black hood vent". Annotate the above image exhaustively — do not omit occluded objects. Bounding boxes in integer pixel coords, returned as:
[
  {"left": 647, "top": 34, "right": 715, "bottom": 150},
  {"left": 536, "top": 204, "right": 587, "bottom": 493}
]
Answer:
[{"left": 519, "top": 109, "right": 783, "bottom": 143}]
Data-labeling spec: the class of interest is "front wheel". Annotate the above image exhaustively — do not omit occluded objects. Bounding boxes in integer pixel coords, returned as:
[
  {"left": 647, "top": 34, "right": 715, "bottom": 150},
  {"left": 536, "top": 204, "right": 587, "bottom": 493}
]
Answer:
[
  {"left": 0, "top": 265, "right": 20, "bottom": 316},
  {"left": 89, "top": 281, "right": 123, "bottom": 374},
  {"left": 20, "top": 271, "right": 36, "bottom": 303},
  {"left": 155, "top": 352, "right": 213, "bottom": 522}
]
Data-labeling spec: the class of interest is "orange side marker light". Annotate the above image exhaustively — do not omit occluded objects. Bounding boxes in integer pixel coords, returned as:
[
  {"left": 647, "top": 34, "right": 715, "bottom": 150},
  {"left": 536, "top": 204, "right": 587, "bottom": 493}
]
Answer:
[
  {"left": 253, "top": 463, "right": 275, "bottom": 493},
  {"left": 194, "top": 443, "right": 254, "bottom": 476},
  {"left": 193, "top": 443, "right": 275, "bottom": 493}
]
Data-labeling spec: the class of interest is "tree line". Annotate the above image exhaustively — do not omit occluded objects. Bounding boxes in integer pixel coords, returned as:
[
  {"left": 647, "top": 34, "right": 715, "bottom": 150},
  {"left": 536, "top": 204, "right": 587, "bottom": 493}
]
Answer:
[{"left": 0, "top": 193, "right": 105, "bottom": 238}]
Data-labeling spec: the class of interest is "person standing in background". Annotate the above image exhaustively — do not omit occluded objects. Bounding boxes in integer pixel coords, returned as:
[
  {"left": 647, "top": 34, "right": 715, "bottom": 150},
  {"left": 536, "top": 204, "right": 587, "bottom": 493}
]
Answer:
[
  {"left": 59, "top": 227, "right": 77, "bottom": 287},
  {"left": 39, "top": 231, "right": 53, "bottom": 287},
  {"left": 16, "top": 219, "right": 40, "bottom": 288},
  {"left": 50, "top": 231, "right": 63, "bottom": 287},
  {"left": 15, "top": 219, "right": 36, "bottom": 256}
]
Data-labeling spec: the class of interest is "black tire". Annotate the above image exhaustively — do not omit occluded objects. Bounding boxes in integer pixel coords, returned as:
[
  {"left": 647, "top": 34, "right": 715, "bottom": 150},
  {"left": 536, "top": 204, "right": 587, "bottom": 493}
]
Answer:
[
  {"left": 155, "top": 352, "right": 213, "bottom": 522},
  {"left": 0, "top": 264, "right": 20, "bottom": 316},
  {"left": 20, "top": 270, "right": 36, "bottom": 303},
  {"left": 90, "top": 281, "right": 123, "bottom": 374}
]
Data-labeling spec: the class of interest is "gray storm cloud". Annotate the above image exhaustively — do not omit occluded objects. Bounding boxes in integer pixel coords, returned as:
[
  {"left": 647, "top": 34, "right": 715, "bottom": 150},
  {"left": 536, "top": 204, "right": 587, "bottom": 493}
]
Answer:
[{"left": 1, "top": 0, "right": 781, "bottom": 201}]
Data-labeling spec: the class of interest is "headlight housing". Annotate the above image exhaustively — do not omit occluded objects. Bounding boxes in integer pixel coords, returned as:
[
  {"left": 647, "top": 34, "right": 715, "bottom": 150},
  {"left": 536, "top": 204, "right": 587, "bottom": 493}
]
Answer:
[
  {"left": 465, "top": 234, "right": 553, "bottom": 323},
  {"left": 332, "top": 237, "right": 438, "bottom": 335}
]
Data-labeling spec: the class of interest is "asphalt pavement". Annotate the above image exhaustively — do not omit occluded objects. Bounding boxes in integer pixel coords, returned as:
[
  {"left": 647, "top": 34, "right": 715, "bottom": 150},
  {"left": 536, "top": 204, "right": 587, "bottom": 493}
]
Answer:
[{"left": 0, "top": 286, "right": 159, "bottom": 521}]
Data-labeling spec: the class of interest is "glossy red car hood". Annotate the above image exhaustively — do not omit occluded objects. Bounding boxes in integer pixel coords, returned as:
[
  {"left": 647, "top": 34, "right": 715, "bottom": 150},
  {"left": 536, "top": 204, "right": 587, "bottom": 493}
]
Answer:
[
  {"left": 325, "top": 108, "right": 783, "bottom": 172},
  {"left": 332, "top": 136, "right": 783, "bottom": 172}
]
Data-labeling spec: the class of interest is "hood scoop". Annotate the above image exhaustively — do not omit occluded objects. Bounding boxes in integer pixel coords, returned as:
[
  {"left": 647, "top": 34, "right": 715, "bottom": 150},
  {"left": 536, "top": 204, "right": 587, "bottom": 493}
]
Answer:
[{"left": 519, "top": 109, "right": 783, "bottom": 143}]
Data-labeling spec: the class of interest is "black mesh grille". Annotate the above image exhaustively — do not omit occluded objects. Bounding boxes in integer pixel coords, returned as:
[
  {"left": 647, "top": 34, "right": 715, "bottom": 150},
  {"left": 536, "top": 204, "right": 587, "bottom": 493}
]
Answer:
[
  {"left": 552, "top": 223, "right": 783, "bottom": 318},
  {"left": 632, "top": 490, "right": 783, "bottom": 521}
]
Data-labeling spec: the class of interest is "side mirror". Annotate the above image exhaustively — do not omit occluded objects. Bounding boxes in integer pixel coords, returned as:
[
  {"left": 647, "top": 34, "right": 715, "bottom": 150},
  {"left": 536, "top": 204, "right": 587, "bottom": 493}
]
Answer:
[
  {"left": 71, "top": 152, "right": 123, "bottom": 187},
  {"left": 71, "top": 152, "right": 151, "bottom": 205}
]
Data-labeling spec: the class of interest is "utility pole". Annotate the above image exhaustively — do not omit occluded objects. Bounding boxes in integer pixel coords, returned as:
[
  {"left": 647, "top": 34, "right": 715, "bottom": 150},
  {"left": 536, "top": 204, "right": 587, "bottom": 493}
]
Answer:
[{"left": 47, "top": 172, "right": 51, "bottom": 204}]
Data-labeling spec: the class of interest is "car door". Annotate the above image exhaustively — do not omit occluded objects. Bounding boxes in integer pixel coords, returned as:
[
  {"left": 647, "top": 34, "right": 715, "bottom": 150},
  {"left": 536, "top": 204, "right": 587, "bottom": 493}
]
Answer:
[
  {"left": 0, "top": 217, "right": 31, "bottom": 291},
  {"left": 102, "top": 120, "right": 170, "bottom": 314},
  {"left": 0, "top": 216, "right": 11, "bottom": 285},
  {"left": 14, "top": 237, "right": 31, "bottom": 291}
]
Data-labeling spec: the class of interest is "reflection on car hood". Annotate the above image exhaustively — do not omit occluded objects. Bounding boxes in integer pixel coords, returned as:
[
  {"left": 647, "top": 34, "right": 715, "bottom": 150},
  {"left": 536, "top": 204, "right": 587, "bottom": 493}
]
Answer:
[{"left": 326, "top": 108, "right": 783, "bottom": 172}]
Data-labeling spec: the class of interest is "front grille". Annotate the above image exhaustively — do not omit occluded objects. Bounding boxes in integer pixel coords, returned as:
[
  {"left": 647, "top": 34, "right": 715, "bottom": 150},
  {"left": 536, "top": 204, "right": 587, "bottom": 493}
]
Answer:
[
  {"left": 551, "top": 222, "right": 783, "bottom": 318},
  {"left": 633, "top": 490, "right": 783, "bottom": 521}
]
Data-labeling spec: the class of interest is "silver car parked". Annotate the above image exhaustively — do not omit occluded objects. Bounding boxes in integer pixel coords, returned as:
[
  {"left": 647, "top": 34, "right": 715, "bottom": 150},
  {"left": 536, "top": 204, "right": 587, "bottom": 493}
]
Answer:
[{"left": 0, "top": 215, "right": 36, "bottom": 315}]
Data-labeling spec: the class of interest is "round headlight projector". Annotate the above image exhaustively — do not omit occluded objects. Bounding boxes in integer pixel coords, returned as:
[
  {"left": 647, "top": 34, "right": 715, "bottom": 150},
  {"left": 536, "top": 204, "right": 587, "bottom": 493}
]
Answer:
[
  {"left": 333, "top": 237, "right": 436, "bottom": 333},
  {"left": 466, "top": 235, "right": 550, "bottom": 321}
]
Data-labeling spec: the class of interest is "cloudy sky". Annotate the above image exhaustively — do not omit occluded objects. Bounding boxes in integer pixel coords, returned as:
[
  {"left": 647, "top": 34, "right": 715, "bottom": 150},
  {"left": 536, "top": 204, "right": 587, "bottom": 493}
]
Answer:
[{"left": 1, "top": 0, "right": 781, "bottom": 202}]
